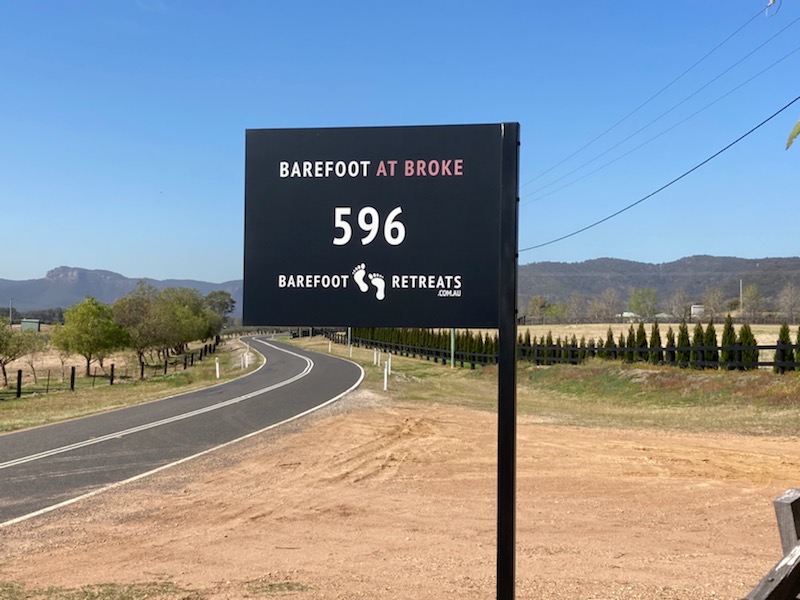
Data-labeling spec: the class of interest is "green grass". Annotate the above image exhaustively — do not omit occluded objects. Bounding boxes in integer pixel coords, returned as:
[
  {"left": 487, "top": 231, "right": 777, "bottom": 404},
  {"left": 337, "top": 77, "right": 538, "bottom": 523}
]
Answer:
[{"left": 0, "top": 581, "right": 202, "bottom": 600}]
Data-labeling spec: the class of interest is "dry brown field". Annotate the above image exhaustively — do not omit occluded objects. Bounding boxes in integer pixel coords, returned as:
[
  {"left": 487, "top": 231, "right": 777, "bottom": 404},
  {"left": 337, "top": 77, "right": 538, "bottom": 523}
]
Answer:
[{"left": 1, "top": 335, "right": 798, "bottom": 599}]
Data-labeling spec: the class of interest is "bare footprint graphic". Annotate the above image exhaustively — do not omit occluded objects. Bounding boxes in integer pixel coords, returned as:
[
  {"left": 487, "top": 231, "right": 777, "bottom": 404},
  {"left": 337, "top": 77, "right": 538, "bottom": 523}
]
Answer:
[
  {"left": 352, "top": 263, "right": 369, "bottom": 293},
  {"left": 369, "top": 272, "right": 386, "bottom": 301}
]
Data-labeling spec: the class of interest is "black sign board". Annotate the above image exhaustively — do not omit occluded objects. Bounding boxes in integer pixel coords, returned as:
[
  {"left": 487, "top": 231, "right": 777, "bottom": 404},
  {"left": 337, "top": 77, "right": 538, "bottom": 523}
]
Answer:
[{"left": 243, "top": 124, "right": 518, "bottom": 327}]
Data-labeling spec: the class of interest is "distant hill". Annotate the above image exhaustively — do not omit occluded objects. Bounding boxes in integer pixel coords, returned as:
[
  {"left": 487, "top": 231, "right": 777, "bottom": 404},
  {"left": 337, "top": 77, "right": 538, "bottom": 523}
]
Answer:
[
  {"left": 3, "top": 256, "right": 799, "bottom": 318},
  {"left": 0, "top": 267, "right": 242, "bottom": 315},
  {"left": 518, "top": 255, "right": 800, "bottom": 307}
]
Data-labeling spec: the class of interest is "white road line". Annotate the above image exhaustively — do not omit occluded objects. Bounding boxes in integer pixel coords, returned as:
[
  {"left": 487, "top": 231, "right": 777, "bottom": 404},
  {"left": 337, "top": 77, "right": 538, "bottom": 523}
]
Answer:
[
  {"left": 0, "top": 341, "right": 364, "bottom": 529},
  {"left": 0, "top": 339, "right": 308, "bottom": 471}
]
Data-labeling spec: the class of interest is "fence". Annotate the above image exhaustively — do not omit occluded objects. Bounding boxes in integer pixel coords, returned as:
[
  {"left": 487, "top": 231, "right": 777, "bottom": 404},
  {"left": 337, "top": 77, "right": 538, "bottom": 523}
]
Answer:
[
  {"left": 325, "top": 331, "right": 800, "bottom": 372},
  {"left": 0, "top": 342, "right": 219, "bottom": 401}
]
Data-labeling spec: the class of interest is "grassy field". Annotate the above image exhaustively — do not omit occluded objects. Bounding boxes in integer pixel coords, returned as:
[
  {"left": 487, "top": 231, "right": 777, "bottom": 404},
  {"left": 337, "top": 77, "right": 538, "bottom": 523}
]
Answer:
[{"left": 299, "top": 333, "right": 800, "bottom": 437}]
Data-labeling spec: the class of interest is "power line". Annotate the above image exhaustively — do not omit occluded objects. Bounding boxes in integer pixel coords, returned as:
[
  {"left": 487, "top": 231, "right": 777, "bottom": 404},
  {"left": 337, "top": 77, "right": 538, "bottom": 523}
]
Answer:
[
  {"left": 520, "top": 5, "right": 766, "bottom": 189},
  {"left": 522, "top": 40, "right": 800, "bottom": 206},
  {"left": 522, "top": 13, "right": 800, "bottom": 203},
  {"left": 518, "top": 94, "right": 800, "bottom": 254}
]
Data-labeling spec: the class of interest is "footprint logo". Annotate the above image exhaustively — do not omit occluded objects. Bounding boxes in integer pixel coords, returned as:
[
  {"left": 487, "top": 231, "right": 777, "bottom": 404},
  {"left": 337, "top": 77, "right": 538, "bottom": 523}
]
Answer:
[
  {"left": 369, "top": 273, "right": 386, "bottom": 301},
  {"left": 352, "top": 263, "right": 369, "bottom": 293}
]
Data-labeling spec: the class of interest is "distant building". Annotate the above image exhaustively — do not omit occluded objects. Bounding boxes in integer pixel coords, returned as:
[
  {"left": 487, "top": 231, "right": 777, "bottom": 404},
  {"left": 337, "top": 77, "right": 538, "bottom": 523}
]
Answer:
[
  {"left": 20, "top": 319, "right": 40, "bottom": 332},
  {"left": 690, "top": 305, "right": 705, "bottom": 320}
]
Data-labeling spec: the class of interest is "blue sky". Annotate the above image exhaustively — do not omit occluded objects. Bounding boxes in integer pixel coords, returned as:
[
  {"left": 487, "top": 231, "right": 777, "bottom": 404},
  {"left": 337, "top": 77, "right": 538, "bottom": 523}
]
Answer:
[{"left": 1, "top": 0, "right": 798, "bottom": 283}]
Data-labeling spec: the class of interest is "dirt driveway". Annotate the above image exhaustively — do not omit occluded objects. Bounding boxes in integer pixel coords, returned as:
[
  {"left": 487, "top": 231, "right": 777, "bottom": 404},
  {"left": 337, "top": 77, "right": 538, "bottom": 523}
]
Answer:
[{"left": 1, "top": 389, "right": 797, "bottom": 599}]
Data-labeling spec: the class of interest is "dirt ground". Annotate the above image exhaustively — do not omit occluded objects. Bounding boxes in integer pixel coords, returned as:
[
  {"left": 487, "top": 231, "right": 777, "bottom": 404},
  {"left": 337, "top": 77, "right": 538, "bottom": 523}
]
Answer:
[{"left": 1, "top": 388, "right": 798, "bottom": 599}]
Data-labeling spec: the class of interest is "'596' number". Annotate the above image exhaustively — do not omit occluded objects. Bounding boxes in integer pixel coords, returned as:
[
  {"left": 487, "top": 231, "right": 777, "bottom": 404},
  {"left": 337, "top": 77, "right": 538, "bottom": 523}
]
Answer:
[{"left": 333, "top": 206, "right": 406, "bottom": 246}]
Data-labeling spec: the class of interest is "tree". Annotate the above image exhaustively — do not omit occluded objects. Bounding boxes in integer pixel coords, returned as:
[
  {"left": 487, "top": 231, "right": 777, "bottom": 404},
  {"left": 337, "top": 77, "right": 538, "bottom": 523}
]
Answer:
[
  {"left": 635, "top": 321, "right": 648, "bottom": 362},
  {"left": 665, "top": 326, "right": 676, "bottom": 365},
  {"left": 527, "top": 295, "right": 549, "bottom": 325},
  {"left": 741, "top": 284, "right": 762, "bottom": 323},
  {"left": 774, "top": 323, "right": 795, "bottom": 374},
  {"left": 649, "top": 321, "right": 663, "bottom": 364},
  {"left": 0, "top": 318, "right": 27, "bottom": 387},
  {"left": 704, "top": 320, "right": 719, "bottom": 369},
  {"left": 52, "top": 297, "right": 129, "bottom": 376},
  {"left": 629, "top": 288, "right": 658, "bottom": 321},
  {"left": 738, "top": 323, "right": 759, "bottom": 370},
  {"left": 153, "top": 288, "right": 223, "bottom": 355},
  {"left": 676, "top": 320, "right": 691, "bottom": 366},
  {"left": 668, "top": 288, "right": 690, "bottom": 322},
  {"left": 720, "top": 314, "right": 737, "bottom": 370},
  {"left": 567, "top": 293, "right": 585, "bottom": 324},
  {"left": 777, "top": 283, "right": 800, "bottom": 324},
  {"left": 205, "top": 290, "right": 236, "bottom": 322},
  {"left": 587, "top": 288, "right": 621, "bottom": 323},
  {"left": 112, "top": 282, "right": 161, "bottom": 366},
  {"left": 702, "top": 288, "right": 725, "bottom": 320},
  {"left": 691, "top": 322, "right": 705, "bottom": 369},
  {"left": 20, "top": 330, "right": 47, "bottom": 384},
  {"left": 544, "top": 302, "right": 569, "bottom": 324}
]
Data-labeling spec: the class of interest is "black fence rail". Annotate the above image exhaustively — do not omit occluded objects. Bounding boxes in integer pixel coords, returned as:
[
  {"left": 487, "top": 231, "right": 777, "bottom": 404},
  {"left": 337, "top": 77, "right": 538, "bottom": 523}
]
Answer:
[
  {"left": 327, "top": 331, "right": 497, "bottom": 369},
  {"left": 325, "top": 330, "right": 800, "bottom": 372}
]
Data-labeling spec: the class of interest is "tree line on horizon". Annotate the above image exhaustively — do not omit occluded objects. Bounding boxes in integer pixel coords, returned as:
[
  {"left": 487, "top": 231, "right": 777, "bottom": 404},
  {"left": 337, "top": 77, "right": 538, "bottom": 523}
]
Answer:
[
  {"left": 0, "top": 283, "right": 236, "bottom": 387},
  {"left": 525, "top": 281, "right": 800, "bottom": 325}
]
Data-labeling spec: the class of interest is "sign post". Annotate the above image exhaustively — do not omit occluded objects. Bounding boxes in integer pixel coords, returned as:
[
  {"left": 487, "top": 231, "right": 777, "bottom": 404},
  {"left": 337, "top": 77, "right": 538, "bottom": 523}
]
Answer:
[{"left": 244, "top": 123, "right": 519, "bottom": 598}]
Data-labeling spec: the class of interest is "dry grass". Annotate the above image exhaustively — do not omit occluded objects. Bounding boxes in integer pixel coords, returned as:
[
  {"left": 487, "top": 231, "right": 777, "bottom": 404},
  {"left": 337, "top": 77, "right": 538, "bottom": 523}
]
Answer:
[{"left": 0, "top": 338, "right": 262, "bottom": 432}]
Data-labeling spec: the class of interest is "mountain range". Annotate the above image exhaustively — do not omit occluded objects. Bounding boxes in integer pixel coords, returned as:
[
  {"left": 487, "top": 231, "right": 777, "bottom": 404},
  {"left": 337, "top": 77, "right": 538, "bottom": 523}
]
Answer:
[
  {"left": 1, "top": 267, "right": 242, "bottom": 315},
  {"left": 3, "top": 256, "right": 799, "bottom": 316},
  {"left": 518, "top": 255, "right": 800, "bottom": 307}
]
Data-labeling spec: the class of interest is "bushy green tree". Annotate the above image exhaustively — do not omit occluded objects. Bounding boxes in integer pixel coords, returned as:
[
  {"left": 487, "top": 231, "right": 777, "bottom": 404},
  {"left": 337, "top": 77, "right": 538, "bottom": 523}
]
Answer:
[
  {"left": 205, "top": 290, "right": 236, "bottom": 322},
  {"left": 52, "top": 297, "right": 129, "bottom": 376},
  {"left": 738, "top": 323, "right": 759, "bottom": 370},
  {"left": 629, "top": 288, "right": 658, "bottom": 321}
]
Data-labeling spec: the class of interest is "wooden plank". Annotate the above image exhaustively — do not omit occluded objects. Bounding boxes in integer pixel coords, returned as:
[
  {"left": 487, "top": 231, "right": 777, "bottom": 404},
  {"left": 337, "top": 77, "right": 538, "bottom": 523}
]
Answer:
[
  {"left": 775, "top": 489, "right": 800, "bottom": 556},
  {"left": 744, "top": 544, "right": 800, "bottom": 600}
]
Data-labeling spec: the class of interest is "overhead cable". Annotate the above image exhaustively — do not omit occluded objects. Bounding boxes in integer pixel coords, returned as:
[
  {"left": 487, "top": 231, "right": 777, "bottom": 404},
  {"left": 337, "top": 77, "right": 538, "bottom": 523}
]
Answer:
[
  {"left": 518, "top": 94, "right": 800, "bottom": 254},
  {"left": 520, "top": 5, "right": 765, "bottom": 189}
]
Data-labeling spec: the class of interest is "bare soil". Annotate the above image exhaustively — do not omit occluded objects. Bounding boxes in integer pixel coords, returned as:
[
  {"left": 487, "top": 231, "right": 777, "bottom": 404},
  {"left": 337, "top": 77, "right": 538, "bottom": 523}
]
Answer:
[{"left": 1, "top": 389, "right": 797, "bottom": 599}]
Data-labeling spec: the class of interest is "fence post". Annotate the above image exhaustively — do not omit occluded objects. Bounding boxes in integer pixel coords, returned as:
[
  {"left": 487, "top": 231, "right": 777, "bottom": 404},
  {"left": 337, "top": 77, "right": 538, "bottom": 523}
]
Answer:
[
  {"left": 110, "top": 363, "right": 115, "bottom": 386},
  {"left": 16, "top": 369, "right": 22, "bottom": 398},
  {"left": 775, "top": 489, "right": 800, "bottom": 555},
  {"left": 70, "top": 366, "right": 76, "bottom": 392}
]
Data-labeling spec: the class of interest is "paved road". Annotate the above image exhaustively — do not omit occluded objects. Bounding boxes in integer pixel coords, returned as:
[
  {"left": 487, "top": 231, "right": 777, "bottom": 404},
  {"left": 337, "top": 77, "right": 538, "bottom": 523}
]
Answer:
[{"left": 0, "top": 337, "right": 363, "bottom": 527}]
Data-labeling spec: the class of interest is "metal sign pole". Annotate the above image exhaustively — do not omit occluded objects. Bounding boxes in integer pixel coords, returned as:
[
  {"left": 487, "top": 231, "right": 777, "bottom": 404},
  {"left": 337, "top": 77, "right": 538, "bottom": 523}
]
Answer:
[{"left": 497, "top": 122, "right": 520, "bottom": 600}]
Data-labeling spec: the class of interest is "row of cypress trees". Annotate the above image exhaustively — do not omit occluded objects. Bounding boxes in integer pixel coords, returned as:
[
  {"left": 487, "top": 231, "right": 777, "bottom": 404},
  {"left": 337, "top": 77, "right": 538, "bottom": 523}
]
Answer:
[
  {"left": 349, "top": 316, "right": 799, "bottom": 372},
  {"left": 518, "top": 316, "right": 759, "bottom": 369}
]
